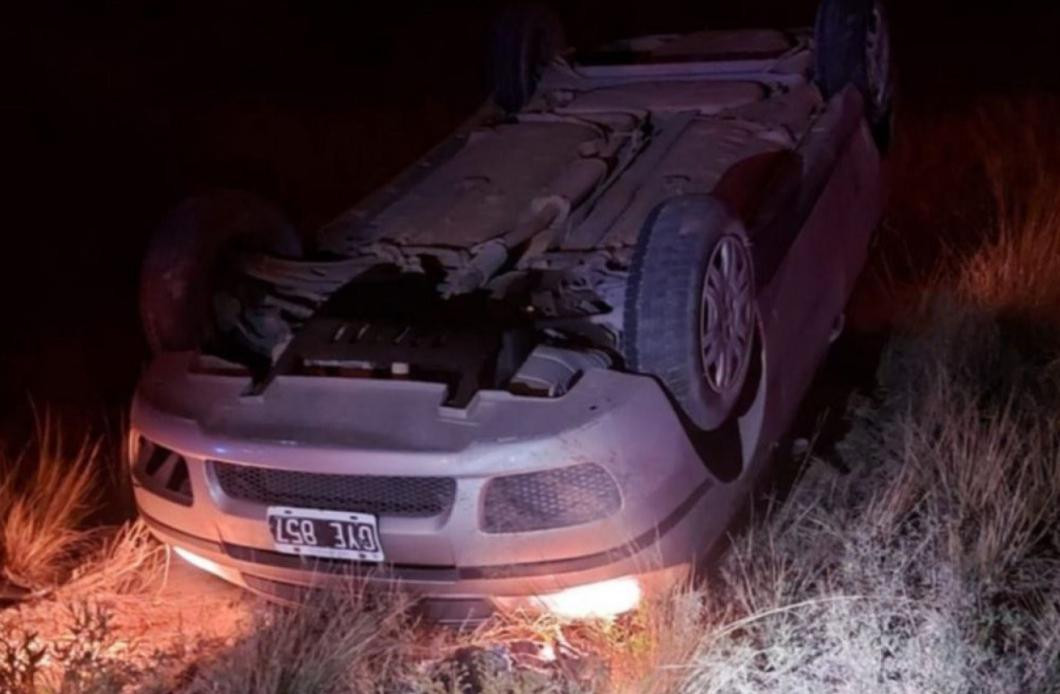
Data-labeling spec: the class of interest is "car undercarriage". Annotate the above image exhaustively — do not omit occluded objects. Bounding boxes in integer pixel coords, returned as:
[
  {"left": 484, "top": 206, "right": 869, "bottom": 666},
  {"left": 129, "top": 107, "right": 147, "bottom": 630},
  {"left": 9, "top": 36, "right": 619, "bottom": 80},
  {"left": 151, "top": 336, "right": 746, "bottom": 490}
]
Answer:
[{"left": 204, "top": 30, "right": 828, "bottom": 405}]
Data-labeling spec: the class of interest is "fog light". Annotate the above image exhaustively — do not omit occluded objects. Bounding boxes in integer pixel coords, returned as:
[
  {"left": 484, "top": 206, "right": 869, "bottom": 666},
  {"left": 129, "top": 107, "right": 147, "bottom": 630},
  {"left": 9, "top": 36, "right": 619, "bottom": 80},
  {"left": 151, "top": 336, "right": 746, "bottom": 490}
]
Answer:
[
  {"left": 172, "top": 546, "right": 241, "bottom": 584},
  {"left": 536, "top": 576, "right": 641, "bottom": 619}
]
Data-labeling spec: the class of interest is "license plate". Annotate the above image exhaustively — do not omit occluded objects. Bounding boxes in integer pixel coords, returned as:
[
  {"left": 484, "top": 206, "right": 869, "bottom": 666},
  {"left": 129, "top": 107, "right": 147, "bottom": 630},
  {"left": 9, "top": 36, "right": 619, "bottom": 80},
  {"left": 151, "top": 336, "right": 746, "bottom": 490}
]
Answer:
[{"left": 267, "top": 506, "right": 385, "bottom": 562}]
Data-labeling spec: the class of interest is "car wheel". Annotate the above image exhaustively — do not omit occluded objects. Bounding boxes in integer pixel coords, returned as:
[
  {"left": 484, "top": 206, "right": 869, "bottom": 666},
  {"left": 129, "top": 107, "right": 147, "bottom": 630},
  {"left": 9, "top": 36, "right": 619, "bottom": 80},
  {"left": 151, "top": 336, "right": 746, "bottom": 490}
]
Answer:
[
  {"left": 489, "top": 5, "right": 565, "bottom": 113},
  {"left": 140, "top": 190, "right": 302, "bottom": 354},
  {"left": 624, "top": 196, "right": 757, "bottom": 431},
  {"left": 814, "top": 0, "right": 894, "bottom": 147}
]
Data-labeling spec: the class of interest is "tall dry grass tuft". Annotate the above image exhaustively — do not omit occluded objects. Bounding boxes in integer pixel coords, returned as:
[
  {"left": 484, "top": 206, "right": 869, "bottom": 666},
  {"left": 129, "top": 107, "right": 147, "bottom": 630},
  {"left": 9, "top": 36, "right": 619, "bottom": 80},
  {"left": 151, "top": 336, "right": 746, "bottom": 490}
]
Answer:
[
  {"left": 609, "top": 583, "right": 705, "bottom": 694},
  {"left": 177, "top": 581, "right": 416, "bottom": 694},
  {"left": 947, "top": 97, "right": 1060, "bottom": 326},
  {"left": 849, "top": 95, "right": 1060, "bottom": 333},
  {"left": 59, "top": 519, "right": 166, "bottom": 597},
  {"left": 0, "top": 417, "right": 102, "bottom": 591},
  {"left": 0, "top": 412, "right": 165, "bottom": 600}
]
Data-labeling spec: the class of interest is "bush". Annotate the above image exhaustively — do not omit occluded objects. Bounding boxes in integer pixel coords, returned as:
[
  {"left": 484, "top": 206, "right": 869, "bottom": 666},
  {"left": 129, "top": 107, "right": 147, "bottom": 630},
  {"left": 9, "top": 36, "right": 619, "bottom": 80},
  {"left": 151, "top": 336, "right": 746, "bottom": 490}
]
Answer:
[
  {"left": 177, "top": 582, "right": 415, "bottom": 694},
  {"left": 0, "top": 419, "right": 101, "bottom": 592},
  {"left": 679, "top": 309, "right": 1060, "bottom": 693},
  {"left": 1, "top": 600, "right": 141, "bottom": 694}
]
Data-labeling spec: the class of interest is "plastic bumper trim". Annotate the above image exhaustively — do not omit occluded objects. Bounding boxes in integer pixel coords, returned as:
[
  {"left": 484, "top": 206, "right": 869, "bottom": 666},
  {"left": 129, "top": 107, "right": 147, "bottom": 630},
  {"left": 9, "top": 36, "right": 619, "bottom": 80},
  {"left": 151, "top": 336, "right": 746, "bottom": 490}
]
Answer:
[{"left": 138, "top": 476, "right": 711, "bottom": 582}]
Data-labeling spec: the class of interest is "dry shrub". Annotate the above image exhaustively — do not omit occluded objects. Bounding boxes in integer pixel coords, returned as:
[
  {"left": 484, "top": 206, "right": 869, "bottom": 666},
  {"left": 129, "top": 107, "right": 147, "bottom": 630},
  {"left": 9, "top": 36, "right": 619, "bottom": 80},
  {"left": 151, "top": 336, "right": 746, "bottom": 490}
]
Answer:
[
  {"left": 1, "top": 600, "right": 143, "bottom": 694},
  {"left": 678, "top": 309, "right": 1060, "bottom": 693},
  {"left": 946, "top": 97, "right": 1060, "bottom": 326},
  {"left": 59, "top": 520, "right": 166, "bottom": 598},
  {"left": 0, "top": 417, "right": 166, "bottom": 691},
  {"left": 608, "top": 585, "right": 705, "bottom": 694},
  {"left": 0, "top": 414, "right": 163, "bottom": 600},
  {"left": 878, "top": 94, "right": 1060, "bottom": 329},
  {"left": 0, "top": 418, "right": 101, "bottom": 591},
  {"left": 852, "top": 95, "right": 1060, "bottom": 333},
  {"left": 177, "top": 581, "right": 416, "bottom": 694}
]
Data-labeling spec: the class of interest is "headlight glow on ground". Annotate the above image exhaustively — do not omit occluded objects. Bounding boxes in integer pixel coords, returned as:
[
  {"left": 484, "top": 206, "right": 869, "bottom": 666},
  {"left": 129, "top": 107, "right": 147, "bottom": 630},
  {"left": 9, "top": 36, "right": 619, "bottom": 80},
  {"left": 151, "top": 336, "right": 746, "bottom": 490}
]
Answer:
[{"left": 536, "top": 576, "right": 642, "bottom": 619}]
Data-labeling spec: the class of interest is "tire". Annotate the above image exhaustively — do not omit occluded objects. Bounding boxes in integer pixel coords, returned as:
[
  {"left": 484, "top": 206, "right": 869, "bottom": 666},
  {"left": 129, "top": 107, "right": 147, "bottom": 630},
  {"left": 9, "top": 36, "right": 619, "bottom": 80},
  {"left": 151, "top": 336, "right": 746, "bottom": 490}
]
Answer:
[
  {"left": 624, "top": 196, "right": 756, "bottom": 431},
  {"left": 139, "top": 190, "right": 301, "bottom": 354},
  {"left": 814, "top": 0, "right": 894, "bottom": 147},
  {"left": 489, "top": 5, "right": 565, "bottom": 113}
]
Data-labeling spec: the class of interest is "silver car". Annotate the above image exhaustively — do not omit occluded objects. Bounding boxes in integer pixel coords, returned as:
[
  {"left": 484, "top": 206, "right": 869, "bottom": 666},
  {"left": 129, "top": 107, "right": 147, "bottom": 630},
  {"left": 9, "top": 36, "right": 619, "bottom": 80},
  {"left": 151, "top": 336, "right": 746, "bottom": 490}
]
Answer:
[{"left": 131, "top": 0, "right": 891, "bottom": 622}]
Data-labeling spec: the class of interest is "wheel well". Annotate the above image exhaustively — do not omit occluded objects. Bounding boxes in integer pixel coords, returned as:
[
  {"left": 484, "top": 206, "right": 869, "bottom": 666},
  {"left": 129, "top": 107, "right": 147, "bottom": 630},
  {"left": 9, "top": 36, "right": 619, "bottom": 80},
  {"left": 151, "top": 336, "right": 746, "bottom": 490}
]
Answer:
[{"left": 660, "top": 313, "right": 766, "bottom": 483}]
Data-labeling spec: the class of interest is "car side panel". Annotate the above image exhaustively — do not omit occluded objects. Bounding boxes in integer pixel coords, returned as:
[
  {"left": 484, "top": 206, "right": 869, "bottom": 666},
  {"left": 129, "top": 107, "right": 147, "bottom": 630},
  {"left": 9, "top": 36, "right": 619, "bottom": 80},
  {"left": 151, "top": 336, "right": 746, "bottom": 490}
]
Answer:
[{"left": 755, "top": 102, "right": 883, "bottom": 433}]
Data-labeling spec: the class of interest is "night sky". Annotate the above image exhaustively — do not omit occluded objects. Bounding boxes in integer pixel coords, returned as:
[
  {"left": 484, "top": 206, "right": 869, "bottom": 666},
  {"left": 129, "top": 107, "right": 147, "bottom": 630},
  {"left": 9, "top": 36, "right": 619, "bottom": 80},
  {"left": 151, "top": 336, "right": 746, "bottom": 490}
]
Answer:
[{"left": 4, "top": 1, "right": 1059, "bottom": 438}]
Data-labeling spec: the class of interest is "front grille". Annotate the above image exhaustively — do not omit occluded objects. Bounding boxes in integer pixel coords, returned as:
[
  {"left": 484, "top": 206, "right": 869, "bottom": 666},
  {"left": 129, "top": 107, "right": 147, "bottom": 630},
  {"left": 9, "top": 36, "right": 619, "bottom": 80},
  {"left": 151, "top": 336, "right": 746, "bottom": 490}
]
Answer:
[
  {"left": 211, "top": 461, "right": 456, "bottom": 518},
  {"left": 482, "top": 463, "right": 622, "bottom": 533}
]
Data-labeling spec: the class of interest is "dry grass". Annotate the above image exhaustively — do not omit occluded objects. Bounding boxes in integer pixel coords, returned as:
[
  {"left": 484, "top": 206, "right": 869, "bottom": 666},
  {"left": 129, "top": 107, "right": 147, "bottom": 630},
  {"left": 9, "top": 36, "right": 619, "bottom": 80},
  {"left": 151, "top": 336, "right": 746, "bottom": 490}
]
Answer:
[
  {"left": 0, "top": 414, "right": 165, "bottom": 603},
  {"left": 675, "top": 306, "right": 1060, "bottom": 693},
  {"left": 58, "top": 520, "right": 165, "bottom": 598},
  {"left": 0, "top": 413, "right": 170, "bottom": 692},
  {"left": 1, "top": 600, "right": 126, "bottom": 694},
  {"left": 851, "top": 94, "right": 1060, "bottom": 334},
  {"left": 0, "top": 417, "right": 102, "bottom": 591},
  {"left": 942, "top": 97, "right": 1060, "bottom": 327},
  {"left": 174, "top": 582, "right": 415, "bottom": 694}
]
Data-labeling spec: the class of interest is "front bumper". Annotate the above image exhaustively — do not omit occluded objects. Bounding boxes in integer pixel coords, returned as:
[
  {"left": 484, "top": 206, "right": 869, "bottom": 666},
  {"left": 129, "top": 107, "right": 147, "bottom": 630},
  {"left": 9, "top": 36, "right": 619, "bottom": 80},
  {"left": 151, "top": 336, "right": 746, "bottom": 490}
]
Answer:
[{"left": 132, "top": 353, "right": 739, "bottom": 621}]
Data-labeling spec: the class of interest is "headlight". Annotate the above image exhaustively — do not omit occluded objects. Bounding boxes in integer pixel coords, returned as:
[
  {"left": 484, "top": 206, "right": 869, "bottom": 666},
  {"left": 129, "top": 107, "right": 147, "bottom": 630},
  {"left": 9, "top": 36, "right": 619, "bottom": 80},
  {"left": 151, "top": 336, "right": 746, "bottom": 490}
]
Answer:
[{"left": 481, "top": 463, "right": 621, "bottom": 533}]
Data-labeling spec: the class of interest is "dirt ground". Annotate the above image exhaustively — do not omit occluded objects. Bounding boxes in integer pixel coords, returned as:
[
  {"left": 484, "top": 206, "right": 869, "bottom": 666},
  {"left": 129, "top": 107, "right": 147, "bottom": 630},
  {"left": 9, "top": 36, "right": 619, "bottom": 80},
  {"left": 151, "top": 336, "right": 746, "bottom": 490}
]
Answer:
[{"left": 9, "top": 556, "right": 254, "bottom": 678}]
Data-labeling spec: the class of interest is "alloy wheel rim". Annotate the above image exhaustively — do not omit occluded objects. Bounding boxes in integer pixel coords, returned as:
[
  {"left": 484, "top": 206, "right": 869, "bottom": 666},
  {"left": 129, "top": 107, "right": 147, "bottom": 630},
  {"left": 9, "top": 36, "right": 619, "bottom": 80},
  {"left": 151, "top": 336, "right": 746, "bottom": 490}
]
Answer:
[{"left": 700, "top": 236, "right": 754, "bottom": 396}]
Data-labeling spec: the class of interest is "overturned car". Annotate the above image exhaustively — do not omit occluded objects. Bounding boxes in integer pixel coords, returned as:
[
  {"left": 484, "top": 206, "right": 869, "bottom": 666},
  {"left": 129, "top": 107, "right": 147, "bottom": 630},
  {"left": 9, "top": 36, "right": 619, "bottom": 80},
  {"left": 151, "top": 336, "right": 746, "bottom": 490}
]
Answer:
[{"left": 131, "top": 0, "right": 891, "bottom": 622}]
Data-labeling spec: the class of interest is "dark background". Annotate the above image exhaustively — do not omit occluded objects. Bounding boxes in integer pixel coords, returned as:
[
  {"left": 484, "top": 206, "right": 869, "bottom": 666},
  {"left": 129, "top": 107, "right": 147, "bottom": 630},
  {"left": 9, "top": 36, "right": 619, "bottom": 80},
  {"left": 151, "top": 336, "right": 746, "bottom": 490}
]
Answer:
[{"left": 3, "top": 1, "right": 1059, "bottom": 437}]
